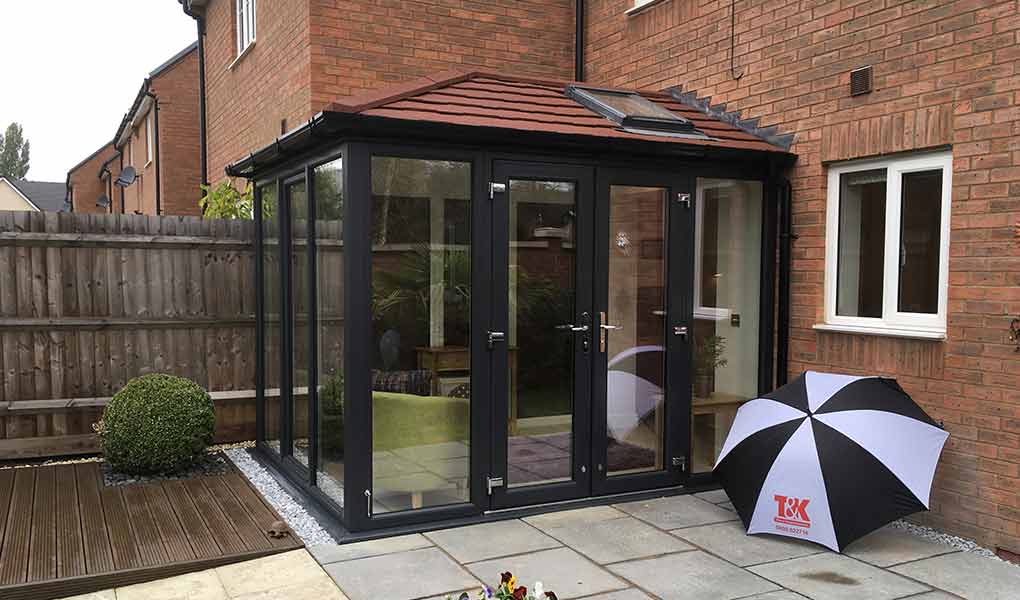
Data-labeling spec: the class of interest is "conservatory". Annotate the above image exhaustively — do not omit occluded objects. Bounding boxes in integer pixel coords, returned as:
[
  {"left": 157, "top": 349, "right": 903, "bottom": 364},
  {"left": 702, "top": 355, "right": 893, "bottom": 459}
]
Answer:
[{"left": 228, "top": 72, "right": 795, "bottom": 534}]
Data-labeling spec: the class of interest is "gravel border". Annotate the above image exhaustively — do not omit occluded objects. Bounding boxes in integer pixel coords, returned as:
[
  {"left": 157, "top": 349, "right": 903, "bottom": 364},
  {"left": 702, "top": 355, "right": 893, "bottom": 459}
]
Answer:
[
  {"left": 225, "top": 448, "right": 336, "bottom": 546},
  {"left": 891, "top": 519, "right": 1005, "bottom": 562}
]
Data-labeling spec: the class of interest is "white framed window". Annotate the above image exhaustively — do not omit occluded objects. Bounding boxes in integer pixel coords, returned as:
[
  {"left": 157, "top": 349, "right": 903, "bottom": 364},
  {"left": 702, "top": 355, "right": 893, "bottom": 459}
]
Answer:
[
  {"left": 627, "top": 0, "right": 664, "bottom": 14},
  {"left": 236, "top": 0, "right": 256, "bottom": 57},
  {"left": 818, "top": 151, "right": 952, "bottom": 340},
  {"left": 145, "top": 112, "right": 154, "bottom": 165}
]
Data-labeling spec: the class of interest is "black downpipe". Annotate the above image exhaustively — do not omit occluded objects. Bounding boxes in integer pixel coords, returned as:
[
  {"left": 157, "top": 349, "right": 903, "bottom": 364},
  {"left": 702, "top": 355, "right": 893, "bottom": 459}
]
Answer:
[
  {"left": 119, "top": 152, "right": 125, "bottom": 213},
  {"left": 197, "top": 17, "right": 209, "bottom": 189},
  {"left": 574, "top": 0, "right": 584, "bottom": 81},
  {"left": 149, "top": 93, "right": 162, "bottom": 215},
  {"left": 776, "top": 178, "right": 793, "bottom": 386}
]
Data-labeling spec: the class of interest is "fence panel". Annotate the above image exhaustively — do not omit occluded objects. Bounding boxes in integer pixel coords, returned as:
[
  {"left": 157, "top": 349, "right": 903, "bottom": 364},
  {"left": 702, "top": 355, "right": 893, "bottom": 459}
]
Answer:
[{"left": 0, "top": 212, "right": 259, "bottom": 458}]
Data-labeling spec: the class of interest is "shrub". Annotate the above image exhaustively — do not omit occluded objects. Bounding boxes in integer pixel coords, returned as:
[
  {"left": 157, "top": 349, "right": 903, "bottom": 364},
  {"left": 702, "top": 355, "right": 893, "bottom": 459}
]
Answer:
[{"left": 97, "top": 374, "right": 215, "bottom": 475}]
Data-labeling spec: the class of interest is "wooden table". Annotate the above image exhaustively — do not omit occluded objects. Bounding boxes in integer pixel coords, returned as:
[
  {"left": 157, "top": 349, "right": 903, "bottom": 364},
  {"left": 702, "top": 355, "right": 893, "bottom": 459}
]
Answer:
[
  {"left": 692, "top": 392, "right": 746, "bottom": 470},
  {"left": 416, "top": 346, "right": 519, "bottom": 429}
]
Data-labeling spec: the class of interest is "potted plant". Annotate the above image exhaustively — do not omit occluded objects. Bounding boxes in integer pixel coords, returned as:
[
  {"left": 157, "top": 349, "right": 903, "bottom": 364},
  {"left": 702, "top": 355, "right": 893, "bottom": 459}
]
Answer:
[{"left": 693, "top": 334, "right": 728, "bottom": 398}]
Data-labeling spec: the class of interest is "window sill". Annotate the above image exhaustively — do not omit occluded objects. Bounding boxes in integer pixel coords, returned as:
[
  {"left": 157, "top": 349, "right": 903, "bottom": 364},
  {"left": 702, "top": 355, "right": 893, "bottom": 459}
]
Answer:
[
  {"left": 812, "top": 322, "right": 946, "bottom": 341},
  {"left": 625, "top": 0, "right": 669, "bottom": 16},
  {"left": 228, "top": 41, "right": 256, "bottom": 71}
]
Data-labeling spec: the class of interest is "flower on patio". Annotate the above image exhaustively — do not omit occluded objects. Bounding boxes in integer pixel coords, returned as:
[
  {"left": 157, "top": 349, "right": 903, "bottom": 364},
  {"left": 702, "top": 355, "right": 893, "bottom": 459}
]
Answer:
[
  {"left": 544, "top": 592, "right": 557, "bottom": 600},
  {"left": 512, "top": 587, "right": 527, "bottom": 600},
  {"left": 533, "top": 582, "right": 543, "bottom": 598}
]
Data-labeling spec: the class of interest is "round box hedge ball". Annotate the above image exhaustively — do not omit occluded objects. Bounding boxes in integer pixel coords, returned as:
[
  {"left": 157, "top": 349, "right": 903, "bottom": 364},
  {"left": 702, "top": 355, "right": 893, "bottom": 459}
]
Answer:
[{"left": 98, "top": 374, "right": 215, "bottom": 475}]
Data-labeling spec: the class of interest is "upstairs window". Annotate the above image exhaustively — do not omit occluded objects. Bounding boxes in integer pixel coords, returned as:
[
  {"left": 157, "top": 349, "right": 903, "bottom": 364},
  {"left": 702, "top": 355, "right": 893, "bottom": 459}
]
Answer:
[
  {"left": 821, "top": 151, "right": 952, "bottom": 339},
  {"left": 236, "top": 0, "right": 256, "bottom": 56}
]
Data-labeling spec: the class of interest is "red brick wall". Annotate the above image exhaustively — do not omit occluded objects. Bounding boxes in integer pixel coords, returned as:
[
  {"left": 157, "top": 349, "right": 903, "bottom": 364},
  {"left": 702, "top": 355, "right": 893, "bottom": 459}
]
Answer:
[
  {"left": 151, "top": 48, "right": 203, "bottom": 216},
  {"left": 67, "top": 143, "right": 118, "bottom": 214},
  {"left": 586, "top": 0, "right": 1020, "bottom": 552},
  {"left": 199, "top": 0, "right": 313, "bottom": 184},
  {"left": 308, "top": 0, "right": 576, "bottom": 106}
]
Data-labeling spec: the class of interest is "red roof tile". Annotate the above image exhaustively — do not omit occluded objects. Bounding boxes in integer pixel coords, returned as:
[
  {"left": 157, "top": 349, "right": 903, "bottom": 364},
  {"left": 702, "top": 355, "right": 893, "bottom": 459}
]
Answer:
[{"left": 324, "top": 72, "right": 787, "bottom": 154}]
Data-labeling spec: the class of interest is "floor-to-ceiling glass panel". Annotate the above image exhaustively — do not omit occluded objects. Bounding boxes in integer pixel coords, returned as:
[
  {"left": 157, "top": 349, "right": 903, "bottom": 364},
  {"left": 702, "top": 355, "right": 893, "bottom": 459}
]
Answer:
[
  {"left": 260, "top": 182, "right": 282, "bottom": 452},
  {"left": 692, "top": 179, "right": 762, "bottom": 472},
  {"left": 289, "top": 180, "right": 311, "bottom": 464},
  {"left": 370, "top": 157, "right": 471, "bottom": 513},
  {"left": 605, "top": 186, "right": 667, "bottom": 476},
  {"left": 507, "top": 179, "right": 577, "bottom": 487},
  {"left": 314, "top": 158, "right": 345, "bottom": 507}
]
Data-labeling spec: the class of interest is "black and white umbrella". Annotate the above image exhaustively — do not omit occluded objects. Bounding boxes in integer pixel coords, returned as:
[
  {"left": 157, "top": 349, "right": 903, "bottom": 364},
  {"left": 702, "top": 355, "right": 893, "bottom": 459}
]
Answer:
[{"left": 714, "top": 371, "right": 949, "bottom": 552}]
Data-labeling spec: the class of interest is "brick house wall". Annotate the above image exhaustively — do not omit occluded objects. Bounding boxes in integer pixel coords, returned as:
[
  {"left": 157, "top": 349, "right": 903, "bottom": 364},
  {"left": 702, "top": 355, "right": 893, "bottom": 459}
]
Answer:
[
  {"left": 194, "top": 0, "right": 576, "bottom": 182},
  {"left": 151, "top": 47, "right": 203, "bottom": 216},
  {"left": 117, "top": 46, "right": 202, "bottom": 217},
  {"left": 585, "top": 0, "right": 1020, "bottom": 553},
  {"left": 67, "top": 143, "right": 118, "bottom": 214},
  {"left": 201, "top": 0, "right": 313, "bottom": 185}
]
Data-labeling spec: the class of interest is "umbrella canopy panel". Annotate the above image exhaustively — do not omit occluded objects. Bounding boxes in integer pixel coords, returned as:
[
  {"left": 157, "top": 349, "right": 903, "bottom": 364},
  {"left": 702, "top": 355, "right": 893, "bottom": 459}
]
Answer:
[{"left": 714, "top": 371, "right": 949, "bottom": 551}]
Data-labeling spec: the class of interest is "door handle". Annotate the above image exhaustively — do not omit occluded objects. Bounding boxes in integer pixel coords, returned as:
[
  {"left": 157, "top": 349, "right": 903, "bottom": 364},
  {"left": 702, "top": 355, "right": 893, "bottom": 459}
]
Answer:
[
  {"left": 673, "top": 325, "right": 689, "bottom": 340},
  {"left": 556, "top": 324, "right": 589, "bottom": 332},
  {"left": 487, "top": 330, "right": 506, "bottom": 349}
]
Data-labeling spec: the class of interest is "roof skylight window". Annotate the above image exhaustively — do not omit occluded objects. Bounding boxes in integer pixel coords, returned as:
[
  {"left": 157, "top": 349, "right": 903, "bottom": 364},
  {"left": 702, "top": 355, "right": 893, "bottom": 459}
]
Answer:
[{"left": 567, "top": 85, "right": 704, "bottom": 137}]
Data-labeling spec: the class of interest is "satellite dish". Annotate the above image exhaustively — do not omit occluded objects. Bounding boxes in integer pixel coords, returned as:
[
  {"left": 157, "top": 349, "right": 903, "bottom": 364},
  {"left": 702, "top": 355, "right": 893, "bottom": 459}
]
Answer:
[
  {"left": 96, "top": 195, "right": 111, "bottom": 209},
  {"left": 115, "top": 166, "right": 136, "bottom": 187}
]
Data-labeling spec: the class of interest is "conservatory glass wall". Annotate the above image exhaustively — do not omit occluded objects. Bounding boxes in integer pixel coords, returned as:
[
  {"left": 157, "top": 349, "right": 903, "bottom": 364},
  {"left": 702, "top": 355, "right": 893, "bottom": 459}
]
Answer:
[{"left": 254, "top": 141, "right": 778, "bottom": 534}]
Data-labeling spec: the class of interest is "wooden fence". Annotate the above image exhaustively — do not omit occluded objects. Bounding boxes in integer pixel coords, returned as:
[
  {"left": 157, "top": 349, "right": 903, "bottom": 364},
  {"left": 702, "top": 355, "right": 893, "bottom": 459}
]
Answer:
[{"left": 0, "top": 211, "right": 258, "bottom": 458}]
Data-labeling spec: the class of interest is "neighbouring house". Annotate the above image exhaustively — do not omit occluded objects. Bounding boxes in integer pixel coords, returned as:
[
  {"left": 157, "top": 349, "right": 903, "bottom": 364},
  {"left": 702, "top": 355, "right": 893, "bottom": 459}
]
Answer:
[
  {"left": 66, "top": 43, "right": 203, "bottom": 216},
  {"left": 178, "top": 0, "right": 1020, "bottom": 555},
  {"left": 66, "top": 142, "right": 120, "bottom": 214},
  {"left": 0, "top": 177, "right": 67, "bottom": 212}
]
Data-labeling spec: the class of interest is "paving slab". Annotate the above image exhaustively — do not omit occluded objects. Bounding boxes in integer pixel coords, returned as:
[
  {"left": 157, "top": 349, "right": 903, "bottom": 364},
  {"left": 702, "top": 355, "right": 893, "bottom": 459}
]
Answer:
[
  {"left": 749, "top": 553, "right": 929, "bottom": 600},
  {"left": 541, "top": 515, "right": 693, "bottom": 564},
  {"left": 216, "top": 550, "right": 327, "bottom": 597},
  {"left": 694, "top": 489, "right": 731, "bottom": 505},
  {"left": 116, "top": 570, "right": 228, "bottom": 600},
  {"left": 57, "top": 592, "right": 117, "bottom": 600},
  {"left": 614, "top": 495, "right": 738, "bottom": 529},
  {"left": 524, "top": 505, "right": 627, "bottom": 528},
  {"left": 324, "top": 547, "right": 480, "bottom": 600},
  {"left": 232, "top": 577, "right": 349, "bottom": 600},
  {"left": 672, "top": 520, "right": 823, "bottom": 567},
  {"left": 467, "top": 547, "right": 627, "bottom": 599},
  {"left": 425, "top": 520, "right": 561, "bottom": 563},
  {"left": 608, "top": 551, "right": 780, "bottom": 600},
  {"left": 581, "top": 588, "right": 656, "bottom": 600},
  {"left": 310, "top": 534, "right": 434, "bottom": 564},
  {"left": 890, "top": 551, "right": 1020, "bottom": 600},
  {"left": 742, "top": 593, "right": 810, "bottom": 600},
  {"left": 843, "top": 527, "right": 958, "bottom": 567}
]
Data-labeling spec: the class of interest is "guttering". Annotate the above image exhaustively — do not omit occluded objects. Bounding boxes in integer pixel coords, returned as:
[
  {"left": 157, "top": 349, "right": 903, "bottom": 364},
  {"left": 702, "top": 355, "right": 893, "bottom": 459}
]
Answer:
[
  {"left": 149, "top": 92, "right": 162, "bottom": 215},
  {"left": 181, "top": 1, "right": 208, "bottom": 188},
  {"left": 574, "top": 0, "right": 584, "bottom": 81}
]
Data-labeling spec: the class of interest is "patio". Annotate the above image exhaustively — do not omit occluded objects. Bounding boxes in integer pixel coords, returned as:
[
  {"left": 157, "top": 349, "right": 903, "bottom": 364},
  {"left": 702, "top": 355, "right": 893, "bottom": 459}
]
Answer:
[{"left": 307, "top": 491, "right": 1019, "bottom": 600}]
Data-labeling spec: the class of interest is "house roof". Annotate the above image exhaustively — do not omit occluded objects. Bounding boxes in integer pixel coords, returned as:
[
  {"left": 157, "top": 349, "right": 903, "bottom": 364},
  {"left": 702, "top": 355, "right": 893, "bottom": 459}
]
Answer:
[
  {"left": 226, "top": 71, "right": 795, "bottom": 178},
  {"left": 2, "top": 177, "right": 68, "bottom": 212}
]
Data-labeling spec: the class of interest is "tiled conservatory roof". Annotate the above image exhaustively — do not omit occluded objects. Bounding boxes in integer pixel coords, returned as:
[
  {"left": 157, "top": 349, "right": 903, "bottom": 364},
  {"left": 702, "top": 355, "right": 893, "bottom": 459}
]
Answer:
[
  {"left": 325, "top": 71, "right": 787, "bottom": 154},
  {"left": 226, "top": 71, "right": 794, "bottom": 177}
]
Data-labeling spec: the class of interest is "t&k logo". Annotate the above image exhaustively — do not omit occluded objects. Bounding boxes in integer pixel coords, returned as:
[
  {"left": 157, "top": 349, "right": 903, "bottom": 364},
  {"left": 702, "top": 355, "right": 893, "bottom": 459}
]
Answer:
[{"left": 773, "top": 494, "right": 811, "bottom": 529}]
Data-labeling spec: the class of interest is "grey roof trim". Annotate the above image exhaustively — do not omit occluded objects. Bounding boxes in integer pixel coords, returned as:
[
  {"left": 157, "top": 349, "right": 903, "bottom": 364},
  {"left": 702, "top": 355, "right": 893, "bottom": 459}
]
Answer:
[{"left": 666, "top": 86, "right": 796, "bottom": 151}]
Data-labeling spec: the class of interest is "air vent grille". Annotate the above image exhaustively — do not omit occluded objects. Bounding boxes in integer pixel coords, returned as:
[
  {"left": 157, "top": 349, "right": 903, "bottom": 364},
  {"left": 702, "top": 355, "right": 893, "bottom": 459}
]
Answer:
[{"left": 850, "top": 66, "right": 873, "bottom": 96}]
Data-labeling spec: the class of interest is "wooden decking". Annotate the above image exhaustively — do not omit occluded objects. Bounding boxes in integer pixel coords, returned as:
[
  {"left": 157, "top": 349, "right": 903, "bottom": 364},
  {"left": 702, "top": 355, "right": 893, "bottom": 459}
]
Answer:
[{"left": 0, "top": 462, "right": 302, "bottom": 600}]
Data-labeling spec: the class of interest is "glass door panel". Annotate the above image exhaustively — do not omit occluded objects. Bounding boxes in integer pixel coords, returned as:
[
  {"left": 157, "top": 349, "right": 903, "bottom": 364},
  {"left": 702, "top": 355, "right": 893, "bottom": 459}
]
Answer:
[
  {"left": 603, "top": 186, "right": 667, "bottom": 476},
  {"left": 507, "top": 179, "right": 578, "bottom": 488},
  {"left": 491, "top": 161, "right": 593, "bottom": 509},
  {"left": 593, "top": 173, "right": 690, "bottom": 496}
]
